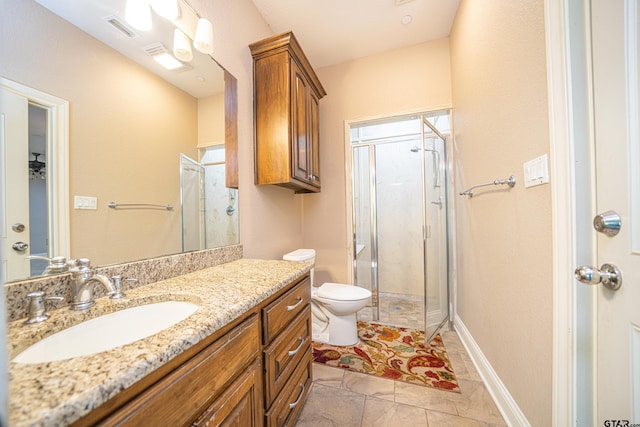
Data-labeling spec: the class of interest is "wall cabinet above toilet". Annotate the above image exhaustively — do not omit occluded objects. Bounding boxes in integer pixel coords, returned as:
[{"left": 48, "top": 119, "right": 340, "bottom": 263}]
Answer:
[{"left": 250, "top": 31, "right": 327, "bottom": 193}]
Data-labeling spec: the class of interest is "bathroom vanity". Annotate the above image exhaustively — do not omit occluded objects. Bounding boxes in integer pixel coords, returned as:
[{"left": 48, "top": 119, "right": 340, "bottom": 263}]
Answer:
[{"left": 7, "top": 258, "right": 312, "bottom": 426}]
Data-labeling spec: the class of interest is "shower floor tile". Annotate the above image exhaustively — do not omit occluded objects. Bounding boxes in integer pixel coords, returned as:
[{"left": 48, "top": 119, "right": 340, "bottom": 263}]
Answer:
[{"left": 358, "top": 292, "right": 426, "bottom": 330}]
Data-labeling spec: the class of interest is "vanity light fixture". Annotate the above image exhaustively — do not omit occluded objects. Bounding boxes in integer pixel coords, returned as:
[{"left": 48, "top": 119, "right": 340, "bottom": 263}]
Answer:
[
  {"left": 150, "top": 0, "right": 180, "bottom": 20},
  {"left": 125, "top": 0, "right": 152, "bottom": 31},
  {"left": 173, "top": 28, "right": 193, "bottom": 62},
  {"left": 193, "top": 17, "right": 214, "bottom": 54}
]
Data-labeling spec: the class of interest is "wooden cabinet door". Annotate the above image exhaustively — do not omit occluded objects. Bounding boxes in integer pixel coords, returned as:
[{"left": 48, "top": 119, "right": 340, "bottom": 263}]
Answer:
[
  {"left": 291, "top": 60, "right": 311, "bottom": 185},
  {"left": 308, "top": 90, "right": 320, "bottom": 188},
  {"left": 193, "top": 360, "right": 263, "bottom": 427}
]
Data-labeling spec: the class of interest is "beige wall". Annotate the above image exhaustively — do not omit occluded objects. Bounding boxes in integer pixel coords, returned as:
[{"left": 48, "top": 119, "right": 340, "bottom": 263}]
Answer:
[
  {"left": 450, "top": 0, "right": 553, "bottom": 424},
  {"left": 306, "top": 39, "right": 452, "bottom": 284},
  {"left": 1, "top": 0, "right": 198, "bottom": 267},
  {"left": 198, "top": 94, "right": 225, "bottom": 147}
]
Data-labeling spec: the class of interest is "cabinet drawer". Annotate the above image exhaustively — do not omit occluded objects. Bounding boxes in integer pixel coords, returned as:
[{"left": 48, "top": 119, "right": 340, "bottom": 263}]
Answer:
[
  {"left": 100, "top": 314, "right": 260, "bottom": 426},
  {"left": 262, "top": 276, "right": 310, "bottom": 344},
  {"left": 264, "top": 305, "right": 311, "bottom": 407},
  {"left": 265, "top": 349, "right": 312, "bottom": 427}
]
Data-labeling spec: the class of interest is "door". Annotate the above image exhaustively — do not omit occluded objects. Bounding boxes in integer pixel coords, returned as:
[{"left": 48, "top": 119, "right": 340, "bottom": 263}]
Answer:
[
  {"left": 0, "top": 86, "right": 31, "bottom": 281},
  {"left": 590, "top": 0, "right": 640, "bottom": 422},
  {"left": 291, "top": 61, "right": 310, "bottom": 185}
]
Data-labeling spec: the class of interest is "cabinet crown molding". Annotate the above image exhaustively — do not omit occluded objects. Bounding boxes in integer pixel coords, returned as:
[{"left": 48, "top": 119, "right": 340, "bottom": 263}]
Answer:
[{"left": 249, "top": 31, "right": 326, "bottom": 98}]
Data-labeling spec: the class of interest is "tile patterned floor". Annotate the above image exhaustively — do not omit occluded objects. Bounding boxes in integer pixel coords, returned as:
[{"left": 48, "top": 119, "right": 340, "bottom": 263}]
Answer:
[{"left": 295, "top": 294, "right": 507, "bottom": 426}]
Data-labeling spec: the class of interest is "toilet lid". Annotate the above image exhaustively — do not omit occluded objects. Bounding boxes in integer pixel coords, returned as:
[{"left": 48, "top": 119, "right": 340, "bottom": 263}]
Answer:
[{"left": 317, "top": 283, "right": 372, "bottom": 301}]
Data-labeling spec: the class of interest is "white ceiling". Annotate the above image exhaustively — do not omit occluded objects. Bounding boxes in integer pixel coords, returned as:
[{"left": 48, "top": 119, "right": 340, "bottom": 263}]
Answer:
[{"left": 251, "top": 0, "right": 461, "bottom": 69}]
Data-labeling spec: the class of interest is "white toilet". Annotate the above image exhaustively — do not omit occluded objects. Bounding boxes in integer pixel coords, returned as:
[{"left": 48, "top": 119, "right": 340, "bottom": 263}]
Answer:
[{"left": 283, "top": 249, "right": 372, "bottom": 346}]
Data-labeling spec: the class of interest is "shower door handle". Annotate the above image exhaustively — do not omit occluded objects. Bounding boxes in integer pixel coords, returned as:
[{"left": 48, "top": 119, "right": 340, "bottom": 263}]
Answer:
[{"left": 424, "top": 148, "right": 441, "bottom": 189}]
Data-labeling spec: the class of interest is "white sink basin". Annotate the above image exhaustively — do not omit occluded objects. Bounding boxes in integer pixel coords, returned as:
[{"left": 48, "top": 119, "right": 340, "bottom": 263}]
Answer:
[{"left": 12, "top": 301, "right": 199, "bottom": 364}]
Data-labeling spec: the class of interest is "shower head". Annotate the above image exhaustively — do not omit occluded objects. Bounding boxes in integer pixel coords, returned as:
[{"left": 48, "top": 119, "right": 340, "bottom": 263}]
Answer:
[{"left": 410, "top": 146, "right": 420, "bottom": 152}]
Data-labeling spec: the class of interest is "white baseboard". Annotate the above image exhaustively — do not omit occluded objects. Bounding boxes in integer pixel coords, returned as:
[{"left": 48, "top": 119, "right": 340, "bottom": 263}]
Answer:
[{"left": 453, "top": 315, "right": 531, "bottom": 427}]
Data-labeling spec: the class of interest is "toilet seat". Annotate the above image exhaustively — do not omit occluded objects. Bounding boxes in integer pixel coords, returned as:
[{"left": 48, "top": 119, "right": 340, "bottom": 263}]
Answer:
[{"left": 317, "top": 283, "right": 371, "bottom": 301}]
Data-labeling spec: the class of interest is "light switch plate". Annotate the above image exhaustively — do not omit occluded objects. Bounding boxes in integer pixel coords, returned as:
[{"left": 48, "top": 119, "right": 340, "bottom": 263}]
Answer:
[
  {"left": 74, "top": 195, "right": 97, "bottom": 210},
  {"left": 523, "top": 154, "right": 549, "bottom": 188}
]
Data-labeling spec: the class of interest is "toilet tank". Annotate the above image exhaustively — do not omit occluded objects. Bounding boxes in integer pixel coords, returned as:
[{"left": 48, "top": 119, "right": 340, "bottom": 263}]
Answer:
[{"left": 283, "top": 249, "right": 316, "bottom": 286}]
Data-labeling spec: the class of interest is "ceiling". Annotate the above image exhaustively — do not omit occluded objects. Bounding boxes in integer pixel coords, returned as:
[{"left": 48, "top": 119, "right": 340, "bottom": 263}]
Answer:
[
  {"left": 32, "top": 0, "right": 460, "bottom": 97},
  {"left": 251, "top": 0, "right": 461, "bottom": 69}
]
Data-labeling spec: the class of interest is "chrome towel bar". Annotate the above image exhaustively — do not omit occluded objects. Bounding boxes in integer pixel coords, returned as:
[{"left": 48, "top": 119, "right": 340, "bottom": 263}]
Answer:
[
  {"left": 459, "top": 175, "right": 516, "bottom": 198},
  {"left": 108, "top": 202, "right": 173, "bottom": 210}
]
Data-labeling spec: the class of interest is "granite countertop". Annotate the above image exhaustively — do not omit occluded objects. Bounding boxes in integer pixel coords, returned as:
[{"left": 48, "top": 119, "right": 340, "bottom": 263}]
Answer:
[{"left": 7, "top": 258, "right": 311, "bottom": 427}]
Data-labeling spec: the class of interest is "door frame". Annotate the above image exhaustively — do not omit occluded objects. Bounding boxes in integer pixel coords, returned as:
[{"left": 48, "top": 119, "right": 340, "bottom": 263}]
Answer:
[
  {"left": 1, "top": 78, "right": 70, "bottom": 262},
  {"left": 545, "top": 0, "right": 597, "bottom": 425}
]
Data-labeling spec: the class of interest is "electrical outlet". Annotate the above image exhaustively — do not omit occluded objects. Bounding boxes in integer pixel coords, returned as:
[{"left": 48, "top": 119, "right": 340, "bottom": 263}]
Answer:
[
  {"left": 74, "top": 195, "right": 97, "bottom": 210},
  {"left": 523, "top": 154, "right": 549, "bottom": 188}
]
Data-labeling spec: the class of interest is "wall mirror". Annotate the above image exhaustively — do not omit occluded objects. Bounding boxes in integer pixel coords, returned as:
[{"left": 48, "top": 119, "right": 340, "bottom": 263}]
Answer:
[{"left": 0, "top": 0, "right": 239, "bottom": 283}]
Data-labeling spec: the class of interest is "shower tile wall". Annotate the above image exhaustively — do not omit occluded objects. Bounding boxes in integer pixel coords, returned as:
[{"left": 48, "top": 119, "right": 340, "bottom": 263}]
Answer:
[
  {"left": 201, "top": 147, "right": 239, "bottom": 248},
  {"left": 374, "top": 139, "right": 423, "bottom": 296}
]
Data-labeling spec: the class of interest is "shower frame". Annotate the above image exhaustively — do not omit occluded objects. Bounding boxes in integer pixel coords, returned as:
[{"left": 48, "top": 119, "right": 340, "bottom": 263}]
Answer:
[{"left": 346, "top": 111, "right": 454, "bottom": 339}]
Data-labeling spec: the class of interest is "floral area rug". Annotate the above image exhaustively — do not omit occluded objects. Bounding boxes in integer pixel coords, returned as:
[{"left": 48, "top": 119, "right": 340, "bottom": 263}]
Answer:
[{"left": 312, "top": 321, "right": 460, "bottom": 393}]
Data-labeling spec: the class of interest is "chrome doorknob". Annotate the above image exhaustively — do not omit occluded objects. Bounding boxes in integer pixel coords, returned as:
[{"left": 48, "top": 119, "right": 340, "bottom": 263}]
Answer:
[
  {"left": 575, "top": 263, "right": 622, "bottom": 291},
  {"left": 12, "top": 241, "right": 29, "bottom": 252}
]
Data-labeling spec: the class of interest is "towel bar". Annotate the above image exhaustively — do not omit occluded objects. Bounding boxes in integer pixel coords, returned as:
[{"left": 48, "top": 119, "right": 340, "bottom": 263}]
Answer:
[{"left": 459, "top": 175, "right": 516, "bottom": 198}]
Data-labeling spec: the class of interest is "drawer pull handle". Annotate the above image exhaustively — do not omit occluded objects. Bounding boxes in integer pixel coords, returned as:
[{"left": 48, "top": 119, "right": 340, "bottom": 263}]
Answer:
[
  {"left": 287, "top": 337, "right": 305, "bottom": 356},
  {"left": 289, "top": 383, "right": 306, "bottom": 409},
  {"left": 286, "top": 297, "right": 304, "bottom": 311}
]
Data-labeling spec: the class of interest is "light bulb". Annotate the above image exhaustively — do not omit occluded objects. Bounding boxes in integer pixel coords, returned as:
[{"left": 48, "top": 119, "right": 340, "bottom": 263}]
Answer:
[
  {"left": 173, "top": 28, "right": 193, "bottom": 62},
  {"left": 193, "top": 17, "right": 213, "bottom": 54},
  {"left": 125, "top": 0, "right": 152, "bottom": 31}
]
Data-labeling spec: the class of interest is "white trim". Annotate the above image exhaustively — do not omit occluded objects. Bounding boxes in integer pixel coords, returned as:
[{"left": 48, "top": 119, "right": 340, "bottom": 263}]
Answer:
[
  {"left": 0, "top": 78, "right": 70, "bottom": 260},
  {"left": 454, "top": 316, "right": 531, "bottom": 426},
  {"left": 544, "top": 0, "right": 575, "bottom": 425},
  {"left": 544, "top": 0, "right": 598, "bottom": 425},
  {"left": 344, "top": 120, "right": 355, "bottom": 285},
  {"left": 625, "top": 0, "right": 640, "bottom": 254}
]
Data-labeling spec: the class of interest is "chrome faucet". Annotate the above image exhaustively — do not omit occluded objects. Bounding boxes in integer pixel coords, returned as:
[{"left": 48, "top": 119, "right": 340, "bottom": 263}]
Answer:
[{"left": 69, "top": 258, "right": 116, "bottom": 310}]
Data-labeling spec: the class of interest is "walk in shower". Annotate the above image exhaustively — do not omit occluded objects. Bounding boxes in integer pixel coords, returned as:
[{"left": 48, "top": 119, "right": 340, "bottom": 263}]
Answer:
[
  {"left": 349, "top": 111, "right": 451, "bottom": 340},
  {"left": 180, "top": 146, "right": 239, "bottom": 252}
]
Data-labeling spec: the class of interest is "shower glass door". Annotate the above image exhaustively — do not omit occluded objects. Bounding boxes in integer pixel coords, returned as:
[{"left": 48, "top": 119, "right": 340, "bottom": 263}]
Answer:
[
  {"left": 350, "top": 112, "right": 450, "bottom": 340},
  {"left": 423, "top": 122, "right": 449, "bottom": 339},
  {"left": 180, "top": 154, "right": 205, "bottom": 252}
]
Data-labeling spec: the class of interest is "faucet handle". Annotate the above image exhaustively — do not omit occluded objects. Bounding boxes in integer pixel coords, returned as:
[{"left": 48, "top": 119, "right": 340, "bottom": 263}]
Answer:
[
  {"left": 24, "top": 291, "right": 64, "bottom": 324},
  {"left": 68, "top": 258, "right": 92, "bottom": 274},
  {"left": 110, "top": 275, "right": 138, "bottom": 299}
]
